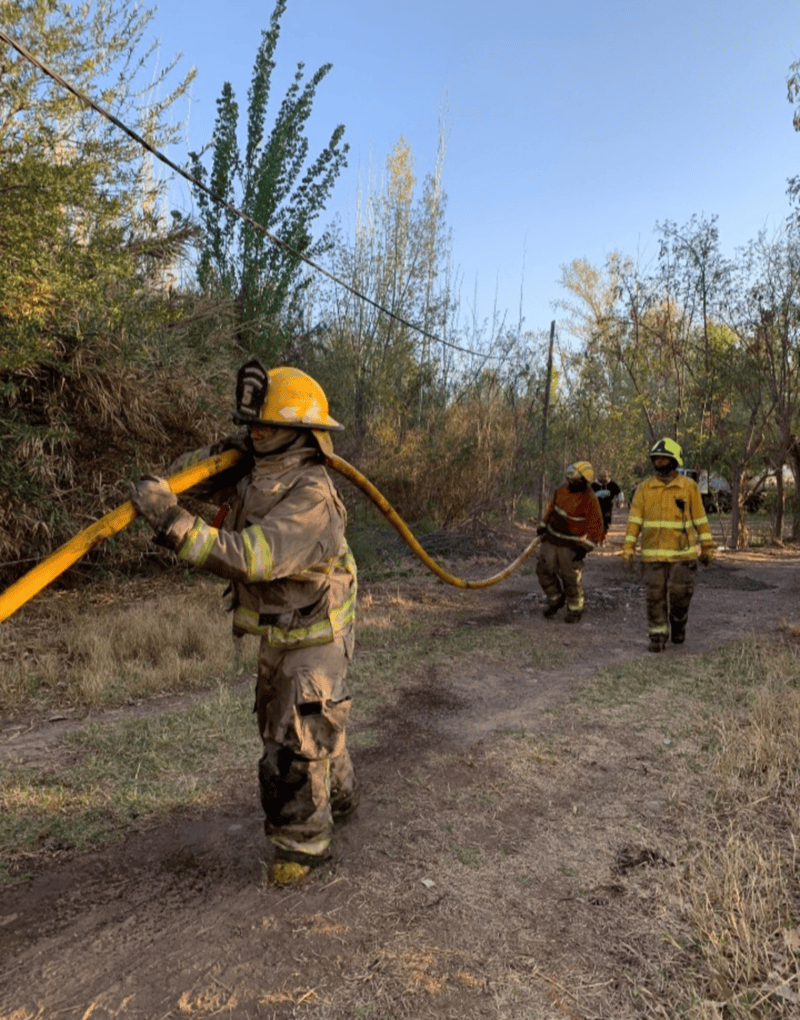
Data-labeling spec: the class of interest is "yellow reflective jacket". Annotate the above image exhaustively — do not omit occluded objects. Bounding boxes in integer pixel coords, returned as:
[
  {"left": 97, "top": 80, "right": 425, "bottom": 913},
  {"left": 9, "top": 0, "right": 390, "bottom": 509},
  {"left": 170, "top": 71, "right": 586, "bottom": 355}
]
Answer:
[
  {"left": 162, "top": 435, "right": 356, "bottom": 651},
  {"left": 624, "top": 474, "right": 714, "bottom": 563}
]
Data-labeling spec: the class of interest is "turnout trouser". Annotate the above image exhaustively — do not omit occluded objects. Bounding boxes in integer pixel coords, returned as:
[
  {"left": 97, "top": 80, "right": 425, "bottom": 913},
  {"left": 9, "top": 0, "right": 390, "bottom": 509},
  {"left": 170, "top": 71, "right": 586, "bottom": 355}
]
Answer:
[
  {"left": 255, "top": 633, "right": 355, "bottom": 859},
  {"left": 536, "top": 542, "right": 585, "bottom": 614},
  {"left": 641, "top": 560, "right": 696, "bottom": 641}
]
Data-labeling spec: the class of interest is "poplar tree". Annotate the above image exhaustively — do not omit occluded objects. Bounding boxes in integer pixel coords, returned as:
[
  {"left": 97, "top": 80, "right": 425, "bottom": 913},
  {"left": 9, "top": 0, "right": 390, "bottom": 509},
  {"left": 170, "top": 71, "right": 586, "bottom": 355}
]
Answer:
[
  {"left": 314, "top": 133, "right": 453, "bottom": 444},
  {"left": 189, "top": 0, "right": 349, "bottom": 361}
]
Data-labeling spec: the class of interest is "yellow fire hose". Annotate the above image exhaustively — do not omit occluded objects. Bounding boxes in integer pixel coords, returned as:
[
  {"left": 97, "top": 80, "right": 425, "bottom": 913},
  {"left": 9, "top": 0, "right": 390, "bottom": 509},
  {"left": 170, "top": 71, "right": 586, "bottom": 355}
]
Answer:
[
  {"left": 0, "top": 449, "right": 241, "bottom": 625},
  {"left": 327, "top": 453, "right": 542, "bottom": 588},
  {"left": 0, "top": 448, "right": 541, "bottom": 625}
]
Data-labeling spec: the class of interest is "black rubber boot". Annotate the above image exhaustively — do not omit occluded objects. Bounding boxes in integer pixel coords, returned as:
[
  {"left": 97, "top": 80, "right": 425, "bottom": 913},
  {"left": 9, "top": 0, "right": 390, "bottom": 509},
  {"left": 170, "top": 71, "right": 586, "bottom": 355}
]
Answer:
[
  {"left": 564, "top": 610, "right": 583, "bottom": 623},
  {"left": 542, "top": 594, "right": 565, "bottom": 618},
  {"left": 670, "top": 614, "right": 687, "bottom": 644},
  {"left": 648, "top": 635, "right": 667, "bottom": 653}
]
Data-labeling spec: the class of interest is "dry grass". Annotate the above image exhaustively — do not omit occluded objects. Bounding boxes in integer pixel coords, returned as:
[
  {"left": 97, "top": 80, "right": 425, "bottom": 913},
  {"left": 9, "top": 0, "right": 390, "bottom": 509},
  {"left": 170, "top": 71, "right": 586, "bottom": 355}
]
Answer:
[
  {"left": 0, "top": 578, "right": 257, "bottom": 711},
  {"left": 564, "top": 634, "right": 800, "bottom": 1018},
  {"left": 663, "top": 641, "right": 800, "bottom": 1019},
  {"left": 0, "top": 683, "right": 258, "bottom": 883}
]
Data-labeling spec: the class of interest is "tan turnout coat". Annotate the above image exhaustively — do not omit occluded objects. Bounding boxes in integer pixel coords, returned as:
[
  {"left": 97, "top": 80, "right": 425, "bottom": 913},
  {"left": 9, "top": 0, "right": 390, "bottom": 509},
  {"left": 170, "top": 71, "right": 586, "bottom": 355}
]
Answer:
[{"left": 163, "top": 437, "right": 356, "bottom": 651}]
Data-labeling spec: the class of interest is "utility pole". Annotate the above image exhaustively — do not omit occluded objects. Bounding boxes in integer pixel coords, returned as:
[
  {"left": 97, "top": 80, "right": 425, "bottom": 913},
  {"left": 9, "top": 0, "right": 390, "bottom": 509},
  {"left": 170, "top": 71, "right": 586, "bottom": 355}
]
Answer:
[{"left": 538, "top": 320, "right": 555, "bottom": 519}]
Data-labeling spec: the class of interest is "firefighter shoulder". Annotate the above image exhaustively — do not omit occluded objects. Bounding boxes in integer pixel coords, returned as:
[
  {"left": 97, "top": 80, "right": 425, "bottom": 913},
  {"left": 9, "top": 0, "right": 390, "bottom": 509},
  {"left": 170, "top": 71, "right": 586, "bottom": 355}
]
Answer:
[{"left": 131, "top": 366, "right": 355, "bottom": 650}]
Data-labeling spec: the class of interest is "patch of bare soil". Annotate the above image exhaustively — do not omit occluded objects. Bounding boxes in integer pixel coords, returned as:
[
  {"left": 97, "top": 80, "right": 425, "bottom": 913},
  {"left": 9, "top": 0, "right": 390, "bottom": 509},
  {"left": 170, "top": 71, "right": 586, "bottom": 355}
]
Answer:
[{"left": 2, "top": 522, "right": 799, "bottom": 1019}]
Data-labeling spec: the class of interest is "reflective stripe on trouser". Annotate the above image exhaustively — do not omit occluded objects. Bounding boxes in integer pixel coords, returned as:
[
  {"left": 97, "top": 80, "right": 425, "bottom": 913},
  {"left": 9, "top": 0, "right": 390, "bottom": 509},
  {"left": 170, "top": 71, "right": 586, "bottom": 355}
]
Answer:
[
  {"left": 536, "top": 542, "right": 585, "bottom": 613},
  {"left": 641, "top": 561, "right": 696, "bottom": 639},
  {"left": 256, "top": 632, "right": 355, "bottom": 858}
]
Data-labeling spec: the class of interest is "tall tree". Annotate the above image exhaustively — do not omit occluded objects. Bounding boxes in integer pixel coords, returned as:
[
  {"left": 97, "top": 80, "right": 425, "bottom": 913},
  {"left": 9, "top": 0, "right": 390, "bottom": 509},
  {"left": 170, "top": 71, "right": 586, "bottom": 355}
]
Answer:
[
  {"left": 313, "top": 133, "right": 453, "bottom": 446},
  {"left": 653, "top": 215, "right": 733, "bottom": 452},
  {"left": 786, "top": 56, "right": 800, "bottom": 204},
  {"left": 736, "top": 227, "right": 800, "bottom": 540},
  {"left": 0, "top": 0, "right": 195, "bottom": 371},
  {"left": 189, "top": 0, "right": 348, "bottom": 361},
  {"left": 556, "top": 253, "right": 662, "bottom": 463}
]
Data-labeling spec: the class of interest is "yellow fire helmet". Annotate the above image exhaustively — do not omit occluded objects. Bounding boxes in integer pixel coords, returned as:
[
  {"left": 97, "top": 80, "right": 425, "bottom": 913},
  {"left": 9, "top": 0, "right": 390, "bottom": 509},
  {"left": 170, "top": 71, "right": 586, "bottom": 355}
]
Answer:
[
  {"left": 233, "top": 360, "right": 343, "bottom": 456},
  {"left": 649, "top": 437, "right": 683, "bottom": 468},
  {"left": 565, "top": 461, "right": 595, "bottom": 484}
]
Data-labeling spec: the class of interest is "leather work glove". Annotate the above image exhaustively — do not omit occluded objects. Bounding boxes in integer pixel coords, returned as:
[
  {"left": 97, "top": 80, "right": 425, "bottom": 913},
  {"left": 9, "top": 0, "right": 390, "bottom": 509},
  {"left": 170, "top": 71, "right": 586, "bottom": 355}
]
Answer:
[
  {"left": 129, "top": 475, "right": 177, "bottom": 530},
  {"left": 621, "top": 547, "right": 636, "bottom": 571},
  {"left": 699, "top": 548, "right": 715, "bottom": 566}
]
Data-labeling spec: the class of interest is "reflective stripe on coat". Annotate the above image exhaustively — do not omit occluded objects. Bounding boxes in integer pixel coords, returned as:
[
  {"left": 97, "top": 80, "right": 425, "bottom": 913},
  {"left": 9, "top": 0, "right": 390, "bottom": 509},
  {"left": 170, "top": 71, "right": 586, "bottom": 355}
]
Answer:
[
  {"left": 624, "top": 474, "right": 714, "bottom": 562},
  {"left": 164, "top": 437, "right": 357, "bottom": 650}
]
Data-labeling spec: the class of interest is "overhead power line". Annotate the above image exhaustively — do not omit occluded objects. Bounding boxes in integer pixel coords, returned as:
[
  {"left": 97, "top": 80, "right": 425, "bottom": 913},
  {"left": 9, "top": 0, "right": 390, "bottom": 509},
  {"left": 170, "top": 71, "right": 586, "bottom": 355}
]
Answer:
[{"left": 0, "top": 28, "right": 507, "bottom": 362}]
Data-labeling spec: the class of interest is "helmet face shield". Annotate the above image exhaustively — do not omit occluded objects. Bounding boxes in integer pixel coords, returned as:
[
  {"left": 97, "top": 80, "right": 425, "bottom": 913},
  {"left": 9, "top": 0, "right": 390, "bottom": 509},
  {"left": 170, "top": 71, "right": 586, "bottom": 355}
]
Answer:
[
  {"left": 652, "top": 457, "right": 677, "bottom": 476},
  {"left": 248, "top": 425, "right": 299, "bottom": 455}
]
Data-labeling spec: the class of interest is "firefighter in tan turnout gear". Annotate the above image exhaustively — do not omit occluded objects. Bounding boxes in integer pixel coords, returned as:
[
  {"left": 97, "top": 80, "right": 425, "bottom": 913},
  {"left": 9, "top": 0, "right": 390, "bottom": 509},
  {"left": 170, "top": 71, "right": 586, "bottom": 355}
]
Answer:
[
  {"left": 623, "top": 437, "right": 715, "bottom": 653},
  {"left": 129, "top": 361, "right": 357, "bottom": 886},
  {"left": 536, "top": 461, "right": 605, "bottom": 623}
]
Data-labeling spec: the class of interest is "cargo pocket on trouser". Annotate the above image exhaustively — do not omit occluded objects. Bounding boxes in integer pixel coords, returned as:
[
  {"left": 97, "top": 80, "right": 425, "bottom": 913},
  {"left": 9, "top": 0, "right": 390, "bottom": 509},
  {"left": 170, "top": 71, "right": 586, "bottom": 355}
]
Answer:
[
  {"left": 536, "top": 543, "right": 562, "bottom": 601},
  {"left": 560, "top": 548, "right": 584, "bottom": 613},
  {"left": 325, "top": 696, "right": 357, "bottom": 818}
]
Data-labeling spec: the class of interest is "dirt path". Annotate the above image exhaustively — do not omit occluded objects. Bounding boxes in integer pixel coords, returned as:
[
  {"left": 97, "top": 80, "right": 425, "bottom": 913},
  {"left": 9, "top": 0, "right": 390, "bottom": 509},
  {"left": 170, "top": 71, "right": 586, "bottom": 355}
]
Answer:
[{"left": 1, "top": 525, "right": 798, "bottom": 1020}]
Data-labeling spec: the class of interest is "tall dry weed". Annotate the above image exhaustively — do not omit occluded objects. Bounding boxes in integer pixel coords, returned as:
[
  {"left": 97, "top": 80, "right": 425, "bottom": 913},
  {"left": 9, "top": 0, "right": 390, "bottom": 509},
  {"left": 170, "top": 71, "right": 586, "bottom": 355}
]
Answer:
[
  {"left": 668, "top": 638, "right": 800, "bottom": 1018},
  {"left": 0, "top": 294, "right": 243, "bottom": 585},
  {"left": 356, "top": 397, "right": 531, "bottom": 526},
  {"left": 0, "top": 583, "right": 257, "bottom": 711}
]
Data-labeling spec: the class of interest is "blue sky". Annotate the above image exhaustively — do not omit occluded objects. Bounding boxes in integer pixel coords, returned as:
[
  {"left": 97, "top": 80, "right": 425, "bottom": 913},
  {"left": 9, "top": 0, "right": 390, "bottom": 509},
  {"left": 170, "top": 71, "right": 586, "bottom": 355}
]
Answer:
[{"left": 146, "top": 0, "right": 800, "bottom": 340}]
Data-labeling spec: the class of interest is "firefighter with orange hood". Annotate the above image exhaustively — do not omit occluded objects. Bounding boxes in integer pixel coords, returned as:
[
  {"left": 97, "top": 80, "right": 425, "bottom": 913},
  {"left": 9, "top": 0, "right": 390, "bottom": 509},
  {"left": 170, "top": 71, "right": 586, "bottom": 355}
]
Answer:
[
  {"left": 129, "top": 361, "right": 357, "bottom": 885},
  {"left": 536, "top": 461, "right": 605, "bottom": 623}
]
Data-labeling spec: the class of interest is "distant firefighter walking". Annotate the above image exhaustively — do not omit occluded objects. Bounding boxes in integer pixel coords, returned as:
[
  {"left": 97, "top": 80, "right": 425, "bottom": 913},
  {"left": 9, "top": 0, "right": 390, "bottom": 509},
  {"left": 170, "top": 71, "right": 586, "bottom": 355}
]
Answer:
[
  {"left": 591, "top": 470, "right": 621, "bottom": 539},
  {"left": 623, "top": 438, "right": 715, "bottom": 653},
  {"left": 536, "top": 461, "right": 605, "bottom": 623}
]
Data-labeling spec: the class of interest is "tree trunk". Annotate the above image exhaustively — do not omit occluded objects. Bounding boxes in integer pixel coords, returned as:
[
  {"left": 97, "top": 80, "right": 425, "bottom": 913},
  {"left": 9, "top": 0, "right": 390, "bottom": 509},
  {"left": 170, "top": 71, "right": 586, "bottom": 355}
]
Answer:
[
  {"left": 728, "top": 471, "right": 740, "bottom": 550},
  {"left": 729, "top": 470, "right": 750, "bottom": 549},
  {"left": 790, "top": 441, "right": 800, "bottom": 541},
  {"left": 773, "top": 466, "right": 785, "bottom": 544}
]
